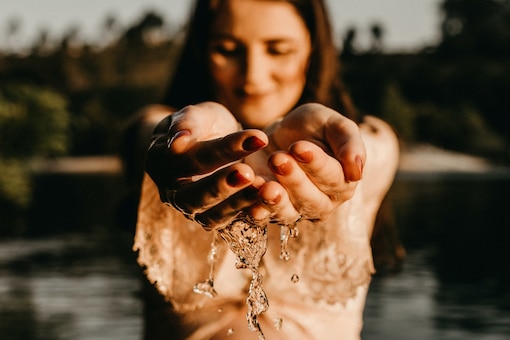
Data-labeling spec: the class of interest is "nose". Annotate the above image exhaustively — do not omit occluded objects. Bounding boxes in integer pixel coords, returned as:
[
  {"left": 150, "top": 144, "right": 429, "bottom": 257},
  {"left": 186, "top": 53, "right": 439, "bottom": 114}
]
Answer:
[{"left": 242, "top": 48, "right": 270, "bottom": 93}]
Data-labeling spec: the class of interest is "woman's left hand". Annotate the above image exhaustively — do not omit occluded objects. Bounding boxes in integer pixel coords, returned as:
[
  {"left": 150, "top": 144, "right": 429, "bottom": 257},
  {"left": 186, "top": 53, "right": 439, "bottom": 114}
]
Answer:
[{"left": 245, "top": 103, "right": 366, "bottom": 224}]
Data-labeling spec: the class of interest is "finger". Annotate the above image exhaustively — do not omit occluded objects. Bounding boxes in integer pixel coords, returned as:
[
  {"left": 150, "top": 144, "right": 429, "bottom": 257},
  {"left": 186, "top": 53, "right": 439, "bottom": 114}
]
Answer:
[
  {"left": 289, "top": 140, "right": 356, "bottom": 201},
  {"left": 195, "top": 176, "right": 266, "bottom": 230},
  {"left": 257, "top": 180, "right": 302, "bottom": 225},
  {"left": 267, "top": 151, "right": 333, "bottom": 220},
  {"left": 325, "top": 114, "right": 366, "bottom": 182},
  {"left": 168, "top": 102, "right": 239, "bottom": 144},
  {"left": 191, "top": 131, "right": 268, "bottom": 175},
  {"left": 174, "top": 163, "right": 255, "bottom": 216},
  {"left": 158, "top": 129, "right": 268, "bottom": 183}
]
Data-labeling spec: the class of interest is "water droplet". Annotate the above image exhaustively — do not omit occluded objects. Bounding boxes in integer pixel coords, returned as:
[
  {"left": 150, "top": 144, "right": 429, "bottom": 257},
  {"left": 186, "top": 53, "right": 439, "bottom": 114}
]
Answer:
[
  {"left": 280, "top": 250, "right": 290, "bottom": 261},
  {"left": 280, "top": 225, "right": 291, "bottom": 260},
  {"left": 274, "top": 317, "right": 283, "bottom": 330},
  {"left": 193, "top": 278, "right": 217, "bottom": 298},
  {"left": 227, "top": 328, "right": 235, "bottom": 336},
  {"left": 218, "top": 307, "right": 224, "bottom": 313},
  {"left": 279, "top": 224, "right": 299, "bottom": 260},
  {"left": 289, "top": 225, "right": 299, "bottom": 238},
  {"left": 291, "top": 274, "right": 299, "bottom": 283}
]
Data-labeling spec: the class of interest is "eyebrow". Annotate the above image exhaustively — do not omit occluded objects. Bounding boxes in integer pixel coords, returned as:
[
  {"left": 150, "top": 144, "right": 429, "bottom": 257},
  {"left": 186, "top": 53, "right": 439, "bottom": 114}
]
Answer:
[{"left": 209, "top": 33, "right": 296, "bottom": 44}]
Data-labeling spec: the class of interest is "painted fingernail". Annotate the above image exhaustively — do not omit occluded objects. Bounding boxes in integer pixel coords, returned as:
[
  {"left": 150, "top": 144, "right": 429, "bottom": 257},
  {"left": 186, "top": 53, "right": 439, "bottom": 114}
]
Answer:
[
  {"left": 355, "top": 155, "right": 364, "bottom": 179},
  {"left": 263, "top": 193, "right": 281, "bottom": 205},
  {"left": 242, "top": 136, "right": 266, "bottom": 151},
  {"left": 270, "top": 160, "right": 292, "bottom": 176},
  {"left": 227, "top": 170, "right": 250, "bottom": 187},
  {"left": 294, "top": 150, "right": 313, "bottom": 163}
]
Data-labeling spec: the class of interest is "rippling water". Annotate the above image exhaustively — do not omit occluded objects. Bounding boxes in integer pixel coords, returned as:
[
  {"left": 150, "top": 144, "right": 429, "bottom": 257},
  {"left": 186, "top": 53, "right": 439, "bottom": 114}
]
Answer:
[
  {"left": 363, "top": 174, "right": 510, "bottom": 340},
  {"left": 1, "top": 172, "right": 509, "bottom": 339},
  {"left": 0, "top": 232, "right": 142, "bottom": 340}
]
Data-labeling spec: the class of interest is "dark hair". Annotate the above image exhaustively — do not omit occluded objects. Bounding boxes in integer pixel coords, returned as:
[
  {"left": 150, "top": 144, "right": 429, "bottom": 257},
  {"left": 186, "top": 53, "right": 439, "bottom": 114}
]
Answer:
[{"left": 163, "top": 0, "right": 358, "bottom": 122}]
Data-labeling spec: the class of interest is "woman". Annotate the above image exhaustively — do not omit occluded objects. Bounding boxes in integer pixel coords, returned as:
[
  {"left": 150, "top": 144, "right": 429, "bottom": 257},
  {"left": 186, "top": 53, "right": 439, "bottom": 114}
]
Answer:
[{"left": 131, "top": 0, "right": 399, "bottom": 339}]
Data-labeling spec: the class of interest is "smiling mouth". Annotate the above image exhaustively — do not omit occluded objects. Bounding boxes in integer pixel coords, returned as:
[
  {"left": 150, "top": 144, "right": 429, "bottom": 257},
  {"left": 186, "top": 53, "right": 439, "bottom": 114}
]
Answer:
[
  {"left": 236, "top": 87, "right": 272, "bottom": 97},
  {"left": 236, "top": 91, "right": 271, "bottom": 103}
]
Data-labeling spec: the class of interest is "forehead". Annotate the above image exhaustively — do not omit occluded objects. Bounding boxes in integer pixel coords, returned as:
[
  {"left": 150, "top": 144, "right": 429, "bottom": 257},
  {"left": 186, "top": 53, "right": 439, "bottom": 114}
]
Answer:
[{"left": 211, "top": 0, "right": 309, "bottom": 41}]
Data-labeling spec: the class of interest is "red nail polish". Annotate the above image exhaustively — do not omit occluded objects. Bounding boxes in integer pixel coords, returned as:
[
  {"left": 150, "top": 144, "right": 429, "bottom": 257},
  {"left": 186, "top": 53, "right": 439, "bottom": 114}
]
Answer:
[
  {"left": 355, "top": 155, "right": 364, "bottom": 179},
  {"left": 227, "top": 170, "right": 250, "bottom": 187},
  {"left": 263, "top": 194, "right": 281, "bottom": 205},
  {"left": 294, "top": 150, "right": 313, "bottom": 163},
  {"left": 271, "top": 161, "right": 292, "bottom": 176},
  {"left": 243, "top": 136, "right": 266, "bottom": 151}
]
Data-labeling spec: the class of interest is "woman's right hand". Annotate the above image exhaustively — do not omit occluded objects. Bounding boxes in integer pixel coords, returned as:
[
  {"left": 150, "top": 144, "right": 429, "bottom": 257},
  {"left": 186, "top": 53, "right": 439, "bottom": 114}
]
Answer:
[{"left": 145, "top": 102, "right": 269, "bottom": 229}]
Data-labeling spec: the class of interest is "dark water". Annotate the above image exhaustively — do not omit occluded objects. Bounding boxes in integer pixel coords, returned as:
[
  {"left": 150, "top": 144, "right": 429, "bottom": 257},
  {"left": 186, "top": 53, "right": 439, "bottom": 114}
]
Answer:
[
  {"left": 1, "top": 172, "right": 509, "bottom": 339},
  {"left": 363, "top": 173, "right": 510, "bottom": 340},
  {"left": 0, "top": 232, "right": 142, "bottom": 340}
]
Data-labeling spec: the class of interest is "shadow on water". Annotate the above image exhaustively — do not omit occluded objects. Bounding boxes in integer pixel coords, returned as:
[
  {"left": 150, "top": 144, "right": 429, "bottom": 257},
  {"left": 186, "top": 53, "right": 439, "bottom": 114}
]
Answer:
[{"left": 1, "top": 168, "right": 510, "bottom": 339}]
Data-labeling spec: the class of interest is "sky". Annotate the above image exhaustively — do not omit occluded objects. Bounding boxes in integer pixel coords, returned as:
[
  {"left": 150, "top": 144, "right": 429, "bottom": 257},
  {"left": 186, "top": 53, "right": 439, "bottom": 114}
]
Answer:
[{"left": 0, "top": 0, "right": 442, "bottom": 52}]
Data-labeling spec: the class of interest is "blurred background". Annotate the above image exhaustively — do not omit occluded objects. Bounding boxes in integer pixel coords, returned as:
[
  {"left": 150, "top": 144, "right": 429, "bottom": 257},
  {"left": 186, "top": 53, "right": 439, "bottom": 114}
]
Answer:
[{"left": 0, "top": 0, "right": 509, "bottom": 339}]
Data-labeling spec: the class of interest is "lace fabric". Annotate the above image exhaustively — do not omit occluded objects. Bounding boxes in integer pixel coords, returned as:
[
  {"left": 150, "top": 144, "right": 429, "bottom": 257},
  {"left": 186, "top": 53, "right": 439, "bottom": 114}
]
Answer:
[{"left": 134, "top": 174, "right": 375, "bottom": 338}]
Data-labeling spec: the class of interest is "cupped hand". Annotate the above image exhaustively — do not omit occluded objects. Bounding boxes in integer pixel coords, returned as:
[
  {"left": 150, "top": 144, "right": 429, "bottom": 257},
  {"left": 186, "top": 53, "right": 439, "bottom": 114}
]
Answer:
[
  {"left": 246, "top": 103, "right": 366, "bottom": 223},
  {"left": 146, "top": 102, "right": 269, "bottom": 229}
]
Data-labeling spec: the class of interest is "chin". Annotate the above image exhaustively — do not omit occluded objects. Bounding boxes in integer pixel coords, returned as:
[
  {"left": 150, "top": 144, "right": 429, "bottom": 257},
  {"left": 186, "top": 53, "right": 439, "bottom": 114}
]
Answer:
[
  {"left": 237, "top": 105, "right": 287, "bottom": 129},
  {"left": 239, "top": 112, "right": 280, "bottom": 129}
]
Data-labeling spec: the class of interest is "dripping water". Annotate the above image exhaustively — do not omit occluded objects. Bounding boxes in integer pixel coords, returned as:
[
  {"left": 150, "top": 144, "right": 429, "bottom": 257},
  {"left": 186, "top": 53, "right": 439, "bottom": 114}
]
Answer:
[
  {"left": 274, "top": 317, "right": 283, "bottom": 330},
  {"left": 193, "top": 214, "right": 301, "bottom": 339},
  {"left": 218, "top": 213, "right": 269, "bottom": 340},
  {"left": 193, "top": 230, "right": 219, "bottom": 298},
  {"left": 279, "top": 223, "right": 299, "bottom": 261}
]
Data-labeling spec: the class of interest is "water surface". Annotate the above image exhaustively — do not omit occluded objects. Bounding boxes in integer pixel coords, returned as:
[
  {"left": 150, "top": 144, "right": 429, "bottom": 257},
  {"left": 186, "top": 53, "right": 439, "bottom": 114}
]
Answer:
[{"left": 1, "top": 173, "right": 509, "bottom": 339}]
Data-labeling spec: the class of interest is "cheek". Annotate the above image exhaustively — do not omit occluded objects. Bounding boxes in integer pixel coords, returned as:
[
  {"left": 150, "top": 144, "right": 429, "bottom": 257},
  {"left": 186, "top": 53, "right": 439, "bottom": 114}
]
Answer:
[
  {"left": 277, "top": 59, "right": 308, "bottom": 91},
  {"left": 209, "top": 55, "right": 238, "bottom": 89}
]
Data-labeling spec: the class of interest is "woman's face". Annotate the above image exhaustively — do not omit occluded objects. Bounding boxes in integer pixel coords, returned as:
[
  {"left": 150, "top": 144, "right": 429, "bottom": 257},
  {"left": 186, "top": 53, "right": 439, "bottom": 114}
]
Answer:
[{"left": 208, "top": 0, "right": 312, "bottom": 129}]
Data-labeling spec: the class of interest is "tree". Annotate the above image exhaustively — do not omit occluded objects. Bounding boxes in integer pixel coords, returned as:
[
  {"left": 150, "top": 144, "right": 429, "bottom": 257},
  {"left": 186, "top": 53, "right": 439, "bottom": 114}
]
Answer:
[
  {"left": 4, "top": 17, "right": 22, "bottom": 52},
  {"left": 341, "top": 27, "right": 358, "bottom": 57},
  {"left": 121, "top": 11, "right": 166, "bottom": 46},
  {"left": 438, "top": 0, "right": 510, "bottom": 56},
  {"left": 101, "top": 14, "right": 121, "bottom": 47},
  {"left": 0, "top": 83, "right": 70, "bottom": 212},
  {"left": 369, "top": 22, "right": 385, "bottom": 53}
]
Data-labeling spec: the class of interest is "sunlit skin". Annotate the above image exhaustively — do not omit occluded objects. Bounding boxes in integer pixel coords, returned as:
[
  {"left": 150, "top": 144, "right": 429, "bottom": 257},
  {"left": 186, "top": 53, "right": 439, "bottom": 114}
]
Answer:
[
  {"left": 145, "top": 0, "right": 398, "bottom": 231},
  {"left": 138, "top": 1, "right": 400, "bottom": 338},
  {"left": 208, "top": 0, "right": 311, "bottom": 129}
]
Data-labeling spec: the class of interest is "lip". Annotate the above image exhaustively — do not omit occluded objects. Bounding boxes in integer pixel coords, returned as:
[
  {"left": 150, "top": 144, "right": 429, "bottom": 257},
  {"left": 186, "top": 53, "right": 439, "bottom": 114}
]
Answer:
[{"left": 235, "top": 89, "right": 273, "bottom": 101}]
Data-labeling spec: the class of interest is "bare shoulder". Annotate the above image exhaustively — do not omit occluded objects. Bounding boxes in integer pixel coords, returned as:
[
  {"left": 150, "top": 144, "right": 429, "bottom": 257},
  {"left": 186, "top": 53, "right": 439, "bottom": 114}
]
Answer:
[
  {"left": 138, "top": 104, "right": 174, "bottom": 127},
  {"left": 360, "top": 115, "right": 399, "bottom": 149},
  {"left": 359, "top": 115, "right": 400, "bottom": 203}
]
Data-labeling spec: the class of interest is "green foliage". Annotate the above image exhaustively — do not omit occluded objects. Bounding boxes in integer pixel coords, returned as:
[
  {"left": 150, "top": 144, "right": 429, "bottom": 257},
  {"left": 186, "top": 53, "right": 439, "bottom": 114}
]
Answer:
[
  {"left": 380, "top": 83, "right": 417, "bottom": 142},
  {"left": 0, "top": 83, "right": 70, "bottom": 159},
  {"left": 439, "top": 0, "right": 510, "bottom": 56},
  {"left": 0, "top": 159, "right": 31, "bottom": 207},
  {"left": 0, "top": 83, "right": 70, "bottom": 209},
  {"left": 415, "top": 103, "right": 507, "bottom": 157},
  {"left": 69, "top": 85, "right": 163, "bottom": 154},
  {"left": 0, "top": 5, "right": 508, "bottom": 163}
]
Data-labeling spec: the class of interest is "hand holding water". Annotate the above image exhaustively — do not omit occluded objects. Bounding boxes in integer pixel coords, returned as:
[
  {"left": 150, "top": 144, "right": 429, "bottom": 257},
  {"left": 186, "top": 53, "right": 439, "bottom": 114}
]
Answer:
[
  {"left": 145, "top": 101, "right": 269, "bottom": 229},
  {"left": 246, "top": 103, "right": 367, "bottom": 224}
]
